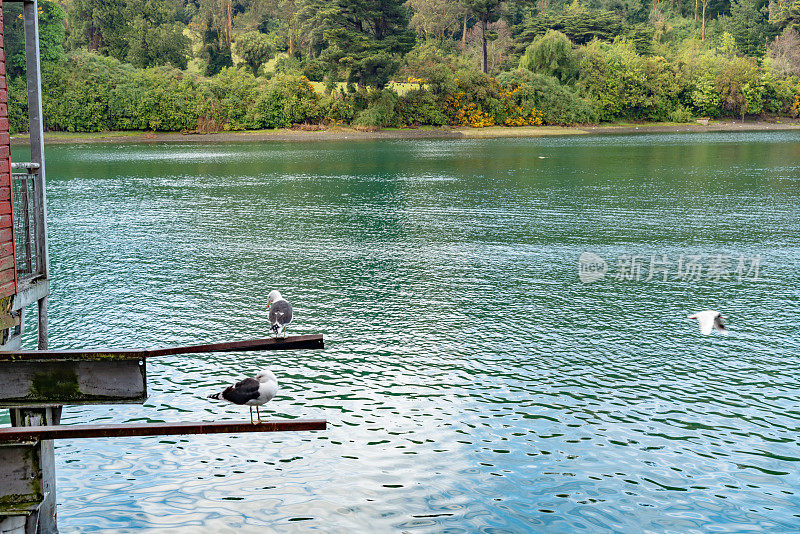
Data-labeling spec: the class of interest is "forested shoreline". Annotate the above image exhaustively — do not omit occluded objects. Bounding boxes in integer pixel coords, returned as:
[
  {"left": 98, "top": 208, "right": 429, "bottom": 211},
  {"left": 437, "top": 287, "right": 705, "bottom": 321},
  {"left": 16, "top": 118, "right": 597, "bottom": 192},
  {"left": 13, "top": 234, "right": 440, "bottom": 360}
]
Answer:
[{"left": 5, "top": 0, "right": 800, "bottom": 134}]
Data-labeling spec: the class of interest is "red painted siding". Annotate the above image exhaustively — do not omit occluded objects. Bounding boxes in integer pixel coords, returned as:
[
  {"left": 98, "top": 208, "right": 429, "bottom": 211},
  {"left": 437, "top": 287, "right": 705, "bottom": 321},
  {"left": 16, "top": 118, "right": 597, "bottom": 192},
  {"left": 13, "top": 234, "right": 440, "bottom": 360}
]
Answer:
[{"left": 0, "top": 5, "right": 17, "bottom": 299}]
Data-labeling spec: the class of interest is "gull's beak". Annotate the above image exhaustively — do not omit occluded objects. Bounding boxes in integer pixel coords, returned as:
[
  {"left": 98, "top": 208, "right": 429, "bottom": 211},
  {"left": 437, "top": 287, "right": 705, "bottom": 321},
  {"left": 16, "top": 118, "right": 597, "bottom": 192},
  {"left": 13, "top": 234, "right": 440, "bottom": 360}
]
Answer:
[{"left": 266, "top": 301, "right": 271, "bottom": 309}]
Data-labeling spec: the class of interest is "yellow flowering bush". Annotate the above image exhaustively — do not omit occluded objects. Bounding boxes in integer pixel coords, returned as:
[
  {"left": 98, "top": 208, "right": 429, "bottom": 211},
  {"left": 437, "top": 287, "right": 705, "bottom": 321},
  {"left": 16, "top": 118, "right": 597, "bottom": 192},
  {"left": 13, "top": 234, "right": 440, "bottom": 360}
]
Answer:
[
  {"left": 455, "top": 102, "right": 495, "bottom": 127},
  {"left": 503, "top": 106, "right": 543, "bottom": 126}
]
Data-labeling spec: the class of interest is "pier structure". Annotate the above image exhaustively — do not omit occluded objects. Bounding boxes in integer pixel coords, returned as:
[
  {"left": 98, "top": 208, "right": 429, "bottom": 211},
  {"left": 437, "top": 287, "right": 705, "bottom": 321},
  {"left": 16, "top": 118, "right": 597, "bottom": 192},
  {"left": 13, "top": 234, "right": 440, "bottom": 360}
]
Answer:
[{"left": 0, "top": 4, "right": 327, "bottom": 532}]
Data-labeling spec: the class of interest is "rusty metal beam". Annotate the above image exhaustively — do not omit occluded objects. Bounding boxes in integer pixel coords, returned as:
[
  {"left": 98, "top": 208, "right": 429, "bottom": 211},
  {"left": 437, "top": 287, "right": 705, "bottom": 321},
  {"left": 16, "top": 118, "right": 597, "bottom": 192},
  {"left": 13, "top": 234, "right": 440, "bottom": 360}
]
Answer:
[
  {"left": 0, "top": 419, "right": 327, "bottom": 442},
  {"left": 0, "top": 334, "right": 324, "bottom": 361}
]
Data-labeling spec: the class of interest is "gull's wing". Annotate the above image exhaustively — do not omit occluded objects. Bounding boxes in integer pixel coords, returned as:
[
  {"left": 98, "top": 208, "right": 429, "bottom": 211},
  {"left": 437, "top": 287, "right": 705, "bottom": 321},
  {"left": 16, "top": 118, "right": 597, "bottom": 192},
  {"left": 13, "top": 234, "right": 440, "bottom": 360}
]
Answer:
[
  {"left": 689, "top": 310, "right": 721, "bottom": 335},
  {"left": 698, "top": 316, "right": 714, "bottom": 335},
  {"left": 221, "top": 377, "right": 261, "bottom": 405},
  {"left": 269, "top": 300, "right": 293, "bottom": 326}
]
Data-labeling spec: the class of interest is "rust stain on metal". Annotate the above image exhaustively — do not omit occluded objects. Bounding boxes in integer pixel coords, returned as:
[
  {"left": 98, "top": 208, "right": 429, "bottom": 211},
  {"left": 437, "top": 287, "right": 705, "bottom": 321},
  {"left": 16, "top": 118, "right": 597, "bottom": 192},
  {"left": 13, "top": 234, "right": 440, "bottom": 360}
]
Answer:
[
  {"left": 0, "top": 334, "right": 324, "bottom": 361},
  {"left": 0, "top": 419, "right": 327, "bottom": 442}
]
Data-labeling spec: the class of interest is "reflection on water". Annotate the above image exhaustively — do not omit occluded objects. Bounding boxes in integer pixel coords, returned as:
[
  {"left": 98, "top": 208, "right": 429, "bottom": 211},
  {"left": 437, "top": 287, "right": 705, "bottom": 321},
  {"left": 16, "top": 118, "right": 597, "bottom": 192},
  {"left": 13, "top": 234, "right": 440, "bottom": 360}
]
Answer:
[{"left": 5, "top": 131, "right": 800, "bottom": 532}]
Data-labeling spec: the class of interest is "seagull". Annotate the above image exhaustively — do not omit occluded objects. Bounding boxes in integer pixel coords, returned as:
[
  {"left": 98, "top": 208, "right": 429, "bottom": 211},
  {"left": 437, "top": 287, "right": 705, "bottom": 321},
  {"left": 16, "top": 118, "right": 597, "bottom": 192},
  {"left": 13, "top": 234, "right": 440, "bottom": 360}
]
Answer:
[
  {"left": 208, "top": 369, "right": 278, "bottom": 424},
  {"left": 688, "top": 310, "right": 728, "bottom": 335},
  {"left": 267, "top": 290, "right": 293, "bottom": 338}
]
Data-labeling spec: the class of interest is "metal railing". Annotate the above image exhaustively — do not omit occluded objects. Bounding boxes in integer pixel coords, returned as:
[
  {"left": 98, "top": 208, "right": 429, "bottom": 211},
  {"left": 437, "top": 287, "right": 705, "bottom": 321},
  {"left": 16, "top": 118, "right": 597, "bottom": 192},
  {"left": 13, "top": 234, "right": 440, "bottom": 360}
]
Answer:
[{"left": 11, "top": 162, "right": 40, "bottom": 284}]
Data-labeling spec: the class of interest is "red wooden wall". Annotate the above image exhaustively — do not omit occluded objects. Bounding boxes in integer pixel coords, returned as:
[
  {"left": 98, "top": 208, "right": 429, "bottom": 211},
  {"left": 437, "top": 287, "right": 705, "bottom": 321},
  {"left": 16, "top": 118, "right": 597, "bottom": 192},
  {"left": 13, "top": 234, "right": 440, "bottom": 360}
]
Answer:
[{"left": 0, "top": 4, "right": 17, "bottom": 299}]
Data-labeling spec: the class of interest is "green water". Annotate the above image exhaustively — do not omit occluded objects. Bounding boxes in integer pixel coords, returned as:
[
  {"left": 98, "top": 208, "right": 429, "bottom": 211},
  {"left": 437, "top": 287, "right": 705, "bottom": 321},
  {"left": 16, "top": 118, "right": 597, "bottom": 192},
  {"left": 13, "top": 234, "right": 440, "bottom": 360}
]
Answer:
[{"left": 5, "top": 131, "right": 800, "bottom": 532}]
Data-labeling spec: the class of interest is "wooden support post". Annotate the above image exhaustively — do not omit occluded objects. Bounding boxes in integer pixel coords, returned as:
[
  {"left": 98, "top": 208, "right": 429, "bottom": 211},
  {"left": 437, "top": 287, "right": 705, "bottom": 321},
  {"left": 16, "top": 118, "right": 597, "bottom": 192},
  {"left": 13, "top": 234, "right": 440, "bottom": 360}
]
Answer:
[
  {"left": 23, "top": 0, "right": 49, "bottom": 350},
  {"left": 37, "top": 297, "right": 47, "bottom": 351},
  {"left": 2, "top": 407, "right": 62, "bottom": 534}
]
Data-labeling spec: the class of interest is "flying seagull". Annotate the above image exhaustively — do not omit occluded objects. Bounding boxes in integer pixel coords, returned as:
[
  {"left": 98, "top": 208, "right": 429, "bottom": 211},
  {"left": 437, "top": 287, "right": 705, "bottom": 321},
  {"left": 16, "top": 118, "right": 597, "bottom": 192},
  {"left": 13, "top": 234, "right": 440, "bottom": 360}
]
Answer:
[
  {"left": 688, "top": 310, "right": 728, "bottom": 335},
  {"left": 208, "top": 369, "right": 278, "bottom": 424},
  {"left": 267, "top": 290, "right": 293, "bottom": 338}
]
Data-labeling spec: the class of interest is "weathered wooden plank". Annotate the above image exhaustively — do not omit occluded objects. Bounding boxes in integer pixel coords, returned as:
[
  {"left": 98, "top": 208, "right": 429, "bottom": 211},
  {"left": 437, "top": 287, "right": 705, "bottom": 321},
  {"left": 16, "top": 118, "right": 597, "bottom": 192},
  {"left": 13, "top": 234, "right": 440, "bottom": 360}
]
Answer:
[
  {"left": 11, "top": 278, "right": 49, "bottom": 311},
  {"left": 0, "top": 228, "right": 13, "bottom": 243},
  {"left": 0, "top": 267, "right": 15, "bottom": 285},
  {"left": 0, "top": 419, "right": 327, "bottom": 441},
  {"left": 0, "top": 214, "right": 12, "bottom": 228},
  {"left": 0, "top": 442, "right": 42, "bottom": 506},
  {"left": 0, "top": 334, "right": 324, "bottom": 361},
  {"left": 9, "top": 163, "right": 39, "bottom": 170},
  {"left": 0, "top": 312, "right": 20, "bottom": 330},
  {"left": 0, "top": 256, "right": 14, "bottom": 272},
  {"left": 0, "top": 187, "right": 10, "bottom": 201},
  {"left": 0, "top": 359, "right": 147, "bottom": 406},
  {"left": 0, "top": 280, "right": 15, "bottom": 299}
]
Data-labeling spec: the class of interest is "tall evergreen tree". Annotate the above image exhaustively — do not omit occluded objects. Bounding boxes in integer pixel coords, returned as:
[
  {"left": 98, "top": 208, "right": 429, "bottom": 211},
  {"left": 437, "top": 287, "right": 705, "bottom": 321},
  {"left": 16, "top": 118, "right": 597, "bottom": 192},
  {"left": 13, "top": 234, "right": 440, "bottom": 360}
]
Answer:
[
  {"left": 67, "top": 0, "right": 189, "bottom": 68},
  {"left": 3, "top": 1, "right": 66, "bottom": 77},
  {"left": 463, "top": 0, "right": 502, "bottom": 73},
  {"left": 319, "top": 0, "right": 416, "bottom": 88},
  {"left": 722, "top": 0, "right": 775, "bottom": 56},
  {"left": 769, "top": 0, "right": 800, "bottom": 31},
  {"left": 125, "top": 0, "right": 191, "bottom": 68},
  {"left": 235, "top": 31, "right": 275, "bottom": 74}
]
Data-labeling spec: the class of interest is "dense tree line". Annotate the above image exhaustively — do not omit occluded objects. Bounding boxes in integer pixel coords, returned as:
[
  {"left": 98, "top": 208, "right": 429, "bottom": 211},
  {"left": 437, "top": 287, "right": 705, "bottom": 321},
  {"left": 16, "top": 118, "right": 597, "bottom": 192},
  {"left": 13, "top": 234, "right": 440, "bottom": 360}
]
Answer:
[{"left": 3, "top": 0, "right": 800, "bottom": 133}]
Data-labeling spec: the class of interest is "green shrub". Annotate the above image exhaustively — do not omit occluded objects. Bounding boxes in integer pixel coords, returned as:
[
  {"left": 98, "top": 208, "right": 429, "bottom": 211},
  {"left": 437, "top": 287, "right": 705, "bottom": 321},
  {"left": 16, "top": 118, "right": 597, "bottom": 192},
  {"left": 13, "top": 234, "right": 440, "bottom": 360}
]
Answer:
[
  {"left": 8, "top": 77, "right": 28, "bottom": 134},
  {"left": 668, "top": 105, "right": 693, "bottom": 122},
  {"left": 716, "top": 56, "right": 762, "bottom": 118},
  {"left": 396, "top": 90, "right": 448, "bottom": 126},
  {"left": 497, "top": 70, "right": 596, "bottom": 124},
  {"left": 353, "top": 90, "right": 398, "bottom": 128},
  {"left": 320, "top": 95, "right": 356, "bottom": 124},
  {"left": 201, "top": 67, "right": 261, "bottom": 130},
  {"left": 111, "top": 66, "right": 201, "bottom": 131},
  {"left": 41, "top": 52, "right": 132, "bottom": 132},
  {"left": 519, "top": 30, "right": 578, "bottom": 84},
  {"left": 577, "top": 40, "right": 681, "bottom": 121},
  {"left": 255, "top": 75, "right": 321, "bottom": 128}
]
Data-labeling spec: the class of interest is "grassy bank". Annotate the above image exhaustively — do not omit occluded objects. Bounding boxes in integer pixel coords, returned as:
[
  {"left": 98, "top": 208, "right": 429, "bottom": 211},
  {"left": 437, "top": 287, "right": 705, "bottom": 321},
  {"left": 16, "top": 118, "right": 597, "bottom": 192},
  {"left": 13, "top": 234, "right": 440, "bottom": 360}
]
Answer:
[{"left": 11, "top": 119, "right": 800, "bottom": 146}]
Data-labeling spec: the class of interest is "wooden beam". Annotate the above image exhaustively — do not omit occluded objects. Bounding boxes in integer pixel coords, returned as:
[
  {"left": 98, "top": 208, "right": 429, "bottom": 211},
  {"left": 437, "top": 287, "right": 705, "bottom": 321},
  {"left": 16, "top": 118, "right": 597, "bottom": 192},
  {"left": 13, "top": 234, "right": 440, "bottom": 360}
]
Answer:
[
  {"left": 0, "top": 419, "right": 327, "bottom": 441},
  {"left": 0, "top": 358, "right": 147, "bottom": 406},
  {"left": 0, "top": 334, "right": 324, "bottom": 361},
  {"left": 11, "top": 277, "right": 49, "bottom": 311}
]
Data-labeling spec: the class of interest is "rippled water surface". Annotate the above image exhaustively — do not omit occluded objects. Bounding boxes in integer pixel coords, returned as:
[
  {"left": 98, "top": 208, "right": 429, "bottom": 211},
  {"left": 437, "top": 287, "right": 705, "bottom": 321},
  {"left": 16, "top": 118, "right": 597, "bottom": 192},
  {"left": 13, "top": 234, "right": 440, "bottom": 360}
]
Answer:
[{"left": 5, "top": 132, "right": 800, "bottom": 532}]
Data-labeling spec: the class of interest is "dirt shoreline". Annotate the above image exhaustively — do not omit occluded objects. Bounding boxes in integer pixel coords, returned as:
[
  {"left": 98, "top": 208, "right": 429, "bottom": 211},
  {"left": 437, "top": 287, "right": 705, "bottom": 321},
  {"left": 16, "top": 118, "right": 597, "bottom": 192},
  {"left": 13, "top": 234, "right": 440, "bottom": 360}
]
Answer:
[{"left": 10, "top": 119, "right": 800, "bottom": 145}]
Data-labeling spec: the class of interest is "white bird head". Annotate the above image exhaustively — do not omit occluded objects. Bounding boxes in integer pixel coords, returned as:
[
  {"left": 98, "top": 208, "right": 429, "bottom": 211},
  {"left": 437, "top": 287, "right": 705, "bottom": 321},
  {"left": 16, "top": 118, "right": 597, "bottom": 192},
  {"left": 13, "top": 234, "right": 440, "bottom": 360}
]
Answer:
[
  {"left": 254, "top": 369, "right": 277, "bottom": 383},
  {"left": 266, "top": 290, "right": 283, "bottom": 309}
]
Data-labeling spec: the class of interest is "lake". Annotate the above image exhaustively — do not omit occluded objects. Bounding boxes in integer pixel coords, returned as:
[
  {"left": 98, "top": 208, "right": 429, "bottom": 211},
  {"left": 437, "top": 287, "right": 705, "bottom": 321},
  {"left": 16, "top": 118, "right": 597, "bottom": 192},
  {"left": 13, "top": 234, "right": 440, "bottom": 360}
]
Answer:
[{"left": 5, "top": 131, "right": 800, "bottom": 532}]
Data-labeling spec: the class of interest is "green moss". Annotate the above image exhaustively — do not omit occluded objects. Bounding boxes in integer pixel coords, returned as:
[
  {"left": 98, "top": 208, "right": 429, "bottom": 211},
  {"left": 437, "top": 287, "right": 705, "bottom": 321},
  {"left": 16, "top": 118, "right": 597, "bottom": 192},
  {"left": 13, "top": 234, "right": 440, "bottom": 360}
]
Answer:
[
  {"left": 0, "top": 445, "right": 43, "bottom": 506},
  {"left": 30, "top": 368, "right": 81, "bottom": 400}
]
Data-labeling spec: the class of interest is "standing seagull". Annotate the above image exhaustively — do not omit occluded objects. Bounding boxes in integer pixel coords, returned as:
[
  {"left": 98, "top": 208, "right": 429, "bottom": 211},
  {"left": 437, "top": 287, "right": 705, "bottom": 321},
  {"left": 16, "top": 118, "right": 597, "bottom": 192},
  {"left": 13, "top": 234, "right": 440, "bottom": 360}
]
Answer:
[
  {"left": 267, "top": 290, "right": 293, "bottom": 338},
  {"left": 208, "top": 369, "right": 278, "bottom": 424},
  {"left": 688, "top": 310, "right": 728, "bottom": 335}
]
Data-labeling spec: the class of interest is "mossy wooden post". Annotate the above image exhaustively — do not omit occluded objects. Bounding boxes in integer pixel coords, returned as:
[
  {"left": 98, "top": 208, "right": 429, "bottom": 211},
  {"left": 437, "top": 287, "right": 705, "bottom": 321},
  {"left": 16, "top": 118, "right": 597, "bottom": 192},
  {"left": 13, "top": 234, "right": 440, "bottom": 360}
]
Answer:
[{"left": 0, "top": 407, "right": 62, "bottom": 533}]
